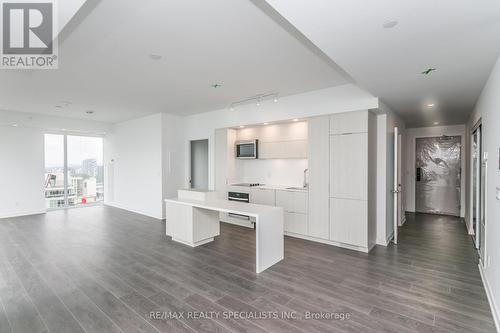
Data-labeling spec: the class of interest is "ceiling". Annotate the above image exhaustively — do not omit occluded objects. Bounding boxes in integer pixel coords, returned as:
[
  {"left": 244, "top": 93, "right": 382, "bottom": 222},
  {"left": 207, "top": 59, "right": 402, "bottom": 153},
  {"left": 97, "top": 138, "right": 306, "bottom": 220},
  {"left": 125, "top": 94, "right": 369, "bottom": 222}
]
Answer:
[
  {"left": 265, "top": 0, "right": 500, "bottom": 127},
  {"left": 0, "top": 0, "right": 350, "bottom": 123}
]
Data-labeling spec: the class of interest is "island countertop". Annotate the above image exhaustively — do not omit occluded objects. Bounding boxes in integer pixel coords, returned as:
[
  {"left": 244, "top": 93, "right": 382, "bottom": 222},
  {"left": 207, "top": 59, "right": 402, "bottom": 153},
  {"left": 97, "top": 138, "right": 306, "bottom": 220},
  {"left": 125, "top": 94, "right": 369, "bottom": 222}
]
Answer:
[{"left": 164, "top": 197, "right": 281, "bottom": 218}]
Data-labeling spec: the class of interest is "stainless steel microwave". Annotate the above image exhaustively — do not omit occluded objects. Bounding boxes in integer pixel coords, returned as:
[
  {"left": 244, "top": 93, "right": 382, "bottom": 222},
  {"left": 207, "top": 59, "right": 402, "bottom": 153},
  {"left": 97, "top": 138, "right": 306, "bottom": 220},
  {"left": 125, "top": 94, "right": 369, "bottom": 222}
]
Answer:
[{"left": 236, "top": 140, "right": 258, "bottom": 159}]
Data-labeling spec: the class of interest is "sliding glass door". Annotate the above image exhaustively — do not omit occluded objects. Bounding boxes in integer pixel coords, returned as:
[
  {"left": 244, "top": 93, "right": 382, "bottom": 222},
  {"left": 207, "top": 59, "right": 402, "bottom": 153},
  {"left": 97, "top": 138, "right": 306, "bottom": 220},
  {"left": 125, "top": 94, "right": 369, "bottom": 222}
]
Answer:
[
  {"left": 44, "top": 134, "right": 104, "bottom": 209},
  {"left": 67, "top": 136, "right": 104, "bottom": 206}
]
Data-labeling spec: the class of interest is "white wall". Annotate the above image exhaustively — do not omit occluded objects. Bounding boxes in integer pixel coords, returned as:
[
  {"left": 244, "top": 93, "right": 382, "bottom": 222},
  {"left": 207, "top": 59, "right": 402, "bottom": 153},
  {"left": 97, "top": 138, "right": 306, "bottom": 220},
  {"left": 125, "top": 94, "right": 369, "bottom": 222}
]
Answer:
[
  {"left": 183, "top": 84, "right": 378, "bottom": 189},
  {"left": 162, "top": 113, "right": 186, "bottom": 204},
  {"left": 104, "top": 113, "right": 185, "bottom": 219},
  {"left": 469, "top": 54, "right": 500, "bottom": 330},
  {"left": 104, "top": 114, "right": 163, "bottom": 219},
  {"left": 0, "top": 126, "right": 45, "bottom": 218},
  {"left": 404, "top": 125, "right": 466, "bottom": 217}
]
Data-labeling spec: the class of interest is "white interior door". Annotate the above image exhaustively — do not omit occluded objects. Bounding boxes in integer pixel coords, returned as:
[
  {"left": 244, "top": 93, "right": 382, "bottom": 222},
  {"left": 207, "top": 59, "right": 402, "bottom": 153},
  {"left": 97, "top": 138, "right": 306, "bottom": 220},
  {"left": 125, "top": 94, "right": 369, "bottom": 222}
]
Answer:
[{"left": 393, "top": 127, "right": 399, "bottom": 244}]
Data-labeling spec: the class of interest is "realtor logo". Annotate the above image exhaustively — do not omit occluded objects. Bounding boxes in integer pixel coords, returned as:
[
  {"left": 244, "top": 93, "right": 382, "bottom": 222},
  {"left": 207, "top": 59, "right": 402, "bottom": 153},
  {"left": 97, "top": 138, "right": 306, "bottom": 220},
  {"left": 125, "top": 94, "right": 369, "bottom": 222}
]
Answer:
[{"left": 1, "top": 0, "right": 58, "bottom": 69}]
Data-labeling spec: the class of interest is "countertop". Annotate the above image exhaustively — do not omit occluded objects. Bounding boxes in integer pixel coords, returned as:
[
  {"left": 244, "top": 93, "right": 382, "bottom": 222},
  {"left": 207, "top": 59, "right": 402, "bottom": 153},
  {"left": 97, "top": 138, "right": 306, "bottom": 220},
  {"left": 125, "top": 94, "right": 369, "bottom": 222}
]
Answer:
[
  {"left": 228, "top": 183, "right": 308, "bottom": 193},
  {"left": 164, "top": 197, "right": 282, "bottom": 218}
]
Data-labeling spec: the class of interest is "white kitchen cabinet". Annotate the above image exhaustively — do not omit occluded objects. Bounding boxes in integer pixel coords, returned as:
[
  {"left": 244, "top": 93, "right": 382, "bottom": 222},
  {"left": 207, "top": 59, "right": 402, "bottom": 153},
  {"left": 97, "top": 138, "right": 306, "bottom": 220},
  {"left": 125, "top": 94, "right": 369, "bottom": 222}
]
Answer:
[
  {"left": 276, "top": 190, "right": 308, "bottom": 214},
  {"left": 250, "top": 188, "right": 275, "bottom": 206},
  {"left": 329, "top": 133, "right": 368, "bottom": 200},
  {"left": 307, "top": 116, "right": 330, "bottom": 240},
  {"left": 259, "top": 140, "right": 307, "bottom": 159},
  {"left": 329, "top": 111, "right": 368, "bottom": 135},
  {"left": 284, "top": 212, "right": 308, "bottom": 235},
  {"left": 329, "top": 198, "right": 367, "bottom": 247}
]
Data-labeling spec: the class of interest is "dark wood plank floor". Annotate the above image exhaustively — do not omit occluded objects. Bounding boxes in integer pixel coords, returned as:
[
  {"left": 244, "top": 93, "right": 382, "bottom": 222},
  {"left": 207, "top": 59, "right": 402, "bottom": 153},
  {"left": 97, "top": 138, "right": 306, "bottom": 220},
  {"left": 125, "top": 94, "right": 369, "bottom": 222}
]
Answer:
[{"left": 0, "top": 207, "right": 496, "bottom": 333}]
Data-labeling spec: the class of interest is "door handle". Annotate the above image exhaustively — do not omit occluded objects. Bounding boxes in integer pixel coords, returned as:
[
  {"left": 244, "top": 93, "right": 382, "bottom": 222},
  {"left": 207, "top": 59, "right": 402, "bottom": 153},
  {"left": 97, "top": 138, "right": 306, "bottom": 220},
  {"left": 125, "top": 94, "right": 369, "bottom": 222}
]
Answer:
[{"left": 416, "top": 167, "right": 421, "bottom": 181}]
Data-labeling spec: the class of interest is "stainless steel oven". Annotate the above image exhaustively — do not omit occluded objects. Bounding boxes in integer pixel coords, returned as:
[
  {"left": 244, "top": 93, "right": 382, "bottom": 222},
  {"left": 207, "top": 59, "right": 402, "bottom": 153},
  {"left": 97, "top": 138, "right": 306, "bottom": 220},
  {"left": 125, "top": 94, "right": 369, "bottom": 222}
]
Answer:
[
  {"left": 236, "top": 140, "right": 258, "bottom": 159},
  {"left": 227, "top": 191, "right": 255, "bottom": 228}
]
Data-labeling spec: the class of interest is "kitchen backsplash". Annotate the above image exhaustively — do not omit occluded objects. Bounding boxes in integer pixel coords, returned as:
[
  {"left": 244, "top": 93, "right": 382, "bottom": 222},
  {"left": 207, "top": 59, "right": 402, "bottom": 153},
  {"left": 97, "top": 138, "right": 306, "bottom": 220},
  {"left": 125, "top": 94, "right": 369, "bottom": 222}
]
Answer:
[{"left": 235, "top": 158, "right": 308, "bottom": 187}]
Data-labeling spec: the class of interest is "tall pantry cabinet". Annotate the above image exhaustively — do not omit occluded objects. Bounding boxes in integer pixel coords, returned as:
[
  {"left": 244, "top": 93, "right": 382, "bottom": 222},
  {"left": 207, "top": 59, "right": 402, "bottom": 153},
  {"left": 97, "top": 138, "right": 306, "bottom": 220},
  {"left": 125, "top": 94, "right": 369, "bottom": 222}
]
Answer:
[{"left": 308, "top": 110, "right": 377, "bottom": 252}]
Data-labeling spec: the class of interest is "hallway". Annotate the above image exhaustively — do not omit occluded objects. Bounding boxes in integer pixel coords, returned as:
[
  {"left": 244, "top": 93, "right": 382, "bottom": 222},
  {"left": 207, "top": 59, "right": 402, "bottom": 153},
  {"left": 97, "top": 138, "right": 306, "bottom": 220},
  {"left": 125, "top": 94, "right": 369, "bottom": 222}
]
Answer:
[
  {"left": 370, "top": 213, "right": 495, "bottom": 332},
  {"left": 0, "top": 207, "right": 496, "bottom": 333}
]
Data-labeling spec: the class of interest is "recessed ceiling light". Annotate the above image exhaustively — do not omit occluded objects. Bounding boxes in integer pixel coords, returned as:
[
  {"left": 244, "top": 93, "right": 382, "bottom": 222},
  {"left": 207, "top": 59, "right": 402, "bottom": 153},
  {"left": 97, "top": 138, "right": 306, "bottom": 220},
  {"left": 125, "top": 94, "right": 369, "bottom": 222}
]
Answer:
[
  {"left": 85, "top": 110, "right": 94, "bottom": 115},
  {"left": 148, "top": 54, "right": 162, "bottom": 60},
  {"left": 239, "top": 125, "right": 245, "bottom": 128},
  {"left": 293, "top": 118, "right": 299, "bottom": 122},
  {"left": 434, "top": 122, "right": 440, "bottom": 125},
  {"left": 61, "top": 128, "right": 67, "bottom": 131},
  {"left": 263, "top": 122, "right": 269, "bottom": 125},
  {"left": 382, "top": 20, "right": 398, "bottom": 29},
  {"left": 59, "top": 101, "right": 72, "bottom": 106},
  {"left": 273, "top": 97, "right": 278, "bottom": 103},
  {"left": 427, "top": 103, "right": 435, "bottom": 108},
  {"left": 12, "top": 124, "right": 18, "bottom": 127}
]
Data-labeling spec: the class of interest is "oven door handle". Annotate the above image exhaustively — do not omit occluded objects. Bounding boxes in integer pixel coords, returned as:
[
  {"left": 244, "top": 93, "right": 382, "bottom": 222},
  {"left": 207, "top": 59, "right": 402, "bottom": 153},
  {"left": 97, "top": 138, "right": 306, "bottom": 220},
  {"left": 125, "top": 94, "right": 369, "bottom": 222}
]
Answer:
[{"left": 228, "top": 197, "right": 249, "bottom": 202}]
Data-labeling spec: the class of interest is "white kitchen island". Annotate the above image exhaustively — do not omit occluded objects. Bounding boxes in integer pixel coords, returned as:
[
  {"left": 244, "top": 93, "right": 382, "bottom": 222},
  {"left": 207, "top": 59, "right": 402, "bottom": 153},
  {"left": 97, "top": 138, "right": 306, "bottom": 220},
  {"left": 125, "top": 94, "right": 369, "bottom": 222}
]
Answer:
[{"left": 164, "top": 190, "right": 284, "bottom": 273}]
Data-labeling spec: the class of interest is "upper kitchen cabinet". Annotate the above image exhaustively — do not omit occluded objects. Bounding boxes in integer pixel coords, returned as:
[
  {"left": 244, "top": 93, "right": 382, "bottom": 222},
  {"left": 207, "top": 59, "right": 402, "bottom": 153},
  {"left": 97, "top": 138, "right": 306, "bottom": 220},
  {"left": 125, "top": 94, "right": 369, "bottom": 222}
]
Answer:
[
  {"left": 259, "top": 140, "right": 307, "bottom": 159},
  {"left": 329, "top": 111, "right": 368, "bottom": 135}
]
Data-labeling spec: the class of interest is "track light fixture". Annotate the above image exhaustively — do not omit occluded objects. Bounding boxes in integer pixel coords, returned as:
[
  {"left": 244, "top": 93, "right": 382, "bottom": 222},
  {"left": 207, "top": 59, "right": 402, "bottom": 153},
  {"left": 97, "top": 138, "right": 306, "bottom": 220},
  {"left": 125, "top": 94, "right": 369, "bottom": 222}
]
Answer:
[{"left": 229, "top": 93, "right": 279, "bottom": 111}]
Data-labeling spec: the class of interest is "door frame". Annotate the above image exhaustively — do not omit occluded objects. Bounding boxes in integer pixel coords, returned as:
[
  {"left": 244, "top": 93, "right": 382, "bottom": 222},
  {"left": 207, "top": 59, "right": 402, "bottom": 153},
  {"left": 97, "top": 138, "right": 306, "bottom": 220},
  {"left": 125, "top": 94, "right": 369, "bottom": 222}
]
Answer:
[
  {"left": 393, "top": 127, "right": 399, "bottom": 244},
  {"left": 469, "top": 120, "right": 487, "bottom": 260},
  {"left": 188, "top": 138, "right": 209, "bottom": 189}
]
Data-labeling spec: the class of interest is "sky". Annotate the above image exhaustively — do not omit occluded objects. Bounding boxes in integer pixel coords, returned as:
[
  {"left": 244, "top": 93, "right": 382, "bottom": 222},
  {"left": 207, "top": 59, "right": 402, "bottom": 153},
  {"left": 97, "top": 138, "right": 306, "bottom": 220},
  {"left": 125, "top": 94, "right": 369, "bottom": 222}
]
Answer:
[{"left": 44, "top": 134, "right": 103, "bottom": 167}]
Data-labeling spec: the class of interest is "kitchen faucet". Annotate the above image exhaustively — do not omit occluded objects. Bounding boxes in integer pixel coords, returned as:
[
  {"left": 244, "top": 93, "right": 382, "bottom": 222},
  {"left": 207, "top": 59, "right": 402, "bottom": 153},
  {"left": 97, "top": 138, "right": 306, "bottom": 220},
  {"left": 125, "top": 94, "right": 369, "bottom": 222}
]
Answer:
[{"left": 303, "top": 168, "right": 309, "bottom": 189}]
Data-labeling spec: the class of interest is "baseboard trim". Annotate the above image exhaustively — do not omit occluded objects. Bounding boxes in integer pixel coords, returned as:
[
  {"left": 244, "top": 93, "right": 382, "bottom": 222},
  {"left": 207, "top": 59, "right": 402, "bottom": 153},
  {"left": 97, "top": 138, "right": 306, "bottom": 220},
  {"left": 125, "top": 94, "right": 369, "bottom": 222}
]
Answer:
[
  {"left": 104, "top": 203, "right": 163, "bottom": 220},
  {"left": 0, "top": 210, "right": 46, "bottom": 219},
  {"left": 400, "top": 215, "right": 407, "bottom": 226},
  {"left": 478, "top": 263, "right": 500, "bottom": 332},
  {"left": 284, "top": 232, "right": 371, "bottom": 253},
  {"left": 376, "top": 230, "right": 394, "bottom": 247}
]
